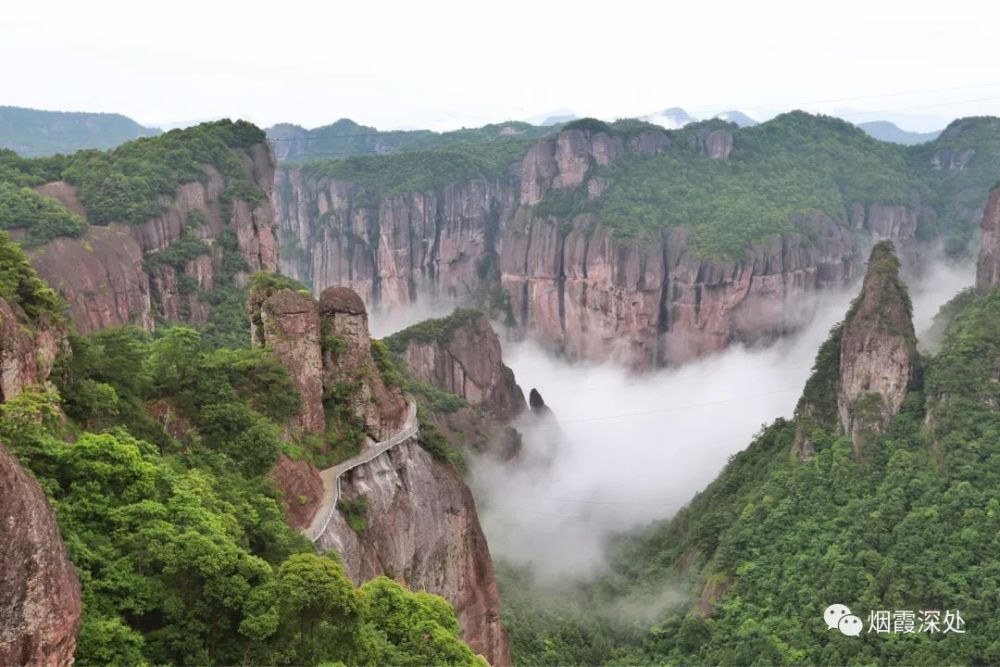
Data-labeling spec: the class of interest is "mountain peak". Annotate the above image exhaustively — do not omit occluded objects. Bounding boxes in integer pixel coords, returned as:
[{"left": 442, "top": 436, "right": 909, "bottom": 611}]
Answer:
[{"left": 837, "top": 241, "right": 917, "bottom": 458}]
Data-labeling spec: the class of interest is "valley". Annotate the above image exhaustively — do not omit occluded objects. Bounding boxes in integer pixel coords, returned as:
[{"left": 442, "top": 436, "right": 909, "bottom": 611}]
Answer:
[{"left": 0, "top": 102, "right": 998, "bottom": 667}]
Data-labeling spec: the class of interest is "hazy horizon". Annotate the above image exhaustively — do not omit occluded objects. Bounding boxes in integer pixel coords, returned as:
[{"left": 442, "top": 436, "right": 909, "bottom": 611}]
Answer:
[{"left": 5, "top": 0, "right": 1000, "bottom": 133}]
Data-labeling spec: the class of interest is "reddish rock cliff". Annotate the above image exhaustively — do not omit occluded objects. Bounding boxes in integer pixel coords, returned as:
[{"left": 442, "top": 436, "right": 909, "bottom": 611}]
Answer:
[
  {"left": 31, "top": 144, "right": 277, "bottom": 335},
  {"left": 976, "top": 184, "right": 1000, "bottom": 292},
  {"left": 256, "top": 286, "right": 510, "bottom": 665},
  {"left": 276, "top": 126, "right": 925, "bottom": 369},
  {"left": 0, "top": 444, "right": 81, "bottom": 667},
  {"left": 0, "top": 297, "right": 62, "bottom": 402},
  {"left": 837, "top": 242, "right": 917, "bottom": 458},
  {"left": 267, "top": 455, "right": 323, "bottom": 531},
  {"left": 250, "top": 287, "right": 327, "bottom": 436},
  {"left": 395, "top": 312, "right": 526, "bottom": 422},
  {"left": 319, "top": 286, "right": 407, "bottom": 439},
  {"left": 317, "top": 441, "right": 510, "bottom": 666}
]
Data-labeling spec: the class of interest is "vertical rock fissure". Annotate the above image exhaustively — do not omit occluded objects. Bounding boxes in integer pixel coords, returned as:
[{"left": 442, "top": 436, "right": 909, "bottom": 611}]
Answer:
[
  {"left": 557, "top": 224, "right": 567, "bottom": 335},
  {"left": 520, "top": 218, "right": 533, "bottom": 327},
  {"left": 656, "top": 235, "right": 672, "bottom": 366}
]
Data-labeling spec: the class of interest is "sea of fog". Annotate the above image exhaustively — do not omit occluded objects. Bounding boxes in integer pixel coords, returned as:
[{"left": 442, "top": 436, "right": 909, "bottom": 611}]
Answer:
[{"left": 470, "top": 260, "right": 974, "bottom": 578}]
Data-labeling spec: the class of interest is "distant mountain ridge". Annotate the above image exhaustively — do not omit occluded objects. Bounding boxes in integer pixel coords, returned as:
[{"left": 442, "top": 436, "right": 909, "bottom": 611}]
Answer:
[
  {"left": 266, "top": 117, "right": 553, "bottom": 162},
  {"left": 857, "top": 120, "right": 942, "bottom": 145},
  {"left": 0, "top": 105, "right": 160, "bottom": 156}
]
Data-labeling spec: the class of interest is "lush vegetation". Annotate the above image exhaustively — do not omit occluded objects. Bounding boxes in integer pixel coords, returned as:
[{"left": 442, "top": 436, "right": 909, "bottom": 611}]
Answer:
[
  {"left": 534, "top": 112, "right": 914, "bottom": 258},
  {"left": 269, "top": 117, "right": 553, "bottom": 164},
  {"left": 0, "top": 230, "right": 62, "bottom": 320},
  {"left": 5, "top": 319, "right": 483, "bottom": 664},
  {"left": 0, "top": 105, "right": 160, "bottom": 157},
  {"left": 0, "top": 119, "right": 265, "bottom": 231},
  {"left": 501, "top": 286, "right": 1000, "bottom": 665},
  {"left": 0, "top": 182, "right": 87, "bottom": 245},
  {"left": 287, "top": 111, "right": 1000, "bottom": 263},
  {"left": 296, "top": 137, "right": 535, "bottom": 199},
  {"left": 383, "top": 307, "right": 483, "bottom": 354}
]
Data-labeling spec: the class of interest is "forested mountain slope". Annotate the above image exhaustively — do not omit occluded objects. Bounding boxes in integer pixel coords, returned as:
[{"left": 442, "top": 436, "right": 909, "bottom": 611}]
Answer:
[
  {"left": 0, "top": 229, "right": 491, "bottom": 665},
  {"left": 502, "top": 210, "right": 1000, "bottom": 665},
  {"left": 0, "top": 105, "right": 160, "bottom": 157},
  {"left": 276, "top": 112, "right": 1000, "bottom": 368}
]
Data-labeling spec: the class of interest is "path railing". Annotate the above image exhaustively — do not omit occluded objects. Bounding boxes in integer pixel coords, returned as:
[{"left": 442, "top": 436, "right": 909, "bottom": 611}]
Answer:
[{"left": 306, "top": 398, "right": 419, "bottom": 542}]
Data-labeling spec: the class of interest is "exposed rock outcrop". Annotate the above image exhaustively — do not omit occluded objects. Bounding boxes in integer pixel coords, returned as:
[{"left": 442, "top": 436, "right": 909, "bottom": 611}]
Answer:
[
  {"left": 267, "top": 455, "right": 323, "bottom": 531},
  {"left": 0, "top": 298, "right": 61, "bottom": 402},
  {"left": 394, "top": 311, "right": 526, "bottom": 422},
  {"left": 837, "top": 242, "right": 917, "bottom": 458},
  {"left": 30, "top": 144, "right": 277, "bottom": 335},
  {"left": 976, "top": 184, "right": 1000, "bottom": 292},
  {"left": 317, "top": 441, "right": 510, "bottom": 666},
  {"left": 690, "top": 128, "right": 733, "bottom": 160},
  {"left": 247, "top": 284, "right": 407, "bottom": 442},
  {"left": 0, "top": 443, "right": 81, "bottom": 667},
  {"left": 276, "top": 124, "right": 929, "bottom": 369},
  {"left": 255, "top": 286, "right": 510, "bottom": 664},
  {"left": 250, "top": 287, "right": 326, "bottom": 436},
  {"left": 319, "top": 286, "right": 407, "bottom": 439}
]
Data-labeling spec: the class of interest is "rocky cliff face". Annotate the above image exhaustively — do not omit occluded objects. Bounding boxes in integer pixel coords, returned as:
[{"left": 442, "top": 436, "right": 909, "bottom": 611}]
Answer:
[
  {"left": 31, "top": 144, "right": 277, "bottom": 334},
  {"left": 837, "top": 242, "right": 917, "bottom": 458},
  {"left": 0, "top": 297, "right": 62, "bottom": 402},
  {"left": 976, "top": 184, "right": 1000, "bottom": 292},
  {"left": 792, "top": 243, "right": 917, "bottom": 460},
  {"left": 276, "top": 126, "right": 924, "bottom": 368},
  {"left": 0, "top": 443, "right": 81, "bottom": 667},
  {"left": 396, "top": 312, "right": 526, "bottom": 422},
  {"left": 256, "top": 286, "right": 508, "bottom": 663},
  {"left": 317, "top": 441, "right": 510, "bottom": 665},
  {"left": 248, "top": 285, "right": 407, "bottom": 442},
  {"left": 249, "top": 287, "right": 327, "bottom": 436},
  {"left": 319, "top": 286, "right": 407, "bottom": 439}
]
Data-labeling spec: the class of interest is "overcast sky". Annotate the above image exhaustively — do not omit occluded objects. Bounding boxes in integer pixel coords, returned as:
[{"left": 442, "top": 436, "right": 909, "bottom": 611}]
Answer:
[{"left": 4, "top": 0, "right": 1000, "bottom": 132}]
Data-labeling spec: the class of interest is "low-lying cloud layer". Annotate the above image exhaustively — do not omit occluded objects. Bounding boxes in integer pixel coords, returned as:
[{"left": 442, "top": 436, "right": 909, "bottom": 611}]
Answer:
[{"left": 471, "top": 259, "right": 973, "bottom": 579}]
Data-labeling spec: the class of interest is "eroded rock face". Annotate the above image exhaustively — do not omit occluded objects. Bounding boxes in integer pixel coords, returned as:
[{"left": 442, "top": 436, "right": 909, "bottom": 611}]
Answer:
[
  {"left": 248, "top": 285, "right": 407, "bottom": 442},
  {"left": 317, "top": 441, "right": 510, "bottom": 666},
  {"left": 319, "top": 287, "right": 407, "bottom": 439},
  {"left": 0, "top": 444, "right": 81, "bottom": 667},
  {"left": 976, "top": 184, "right": 1000, "bottom": 292},
  {"left": 253, "top": 288, "right": 326, "bottom": 436},
  {"left": 400, "top": 314, "right": 526, "bottom": 421},
  {"left": 274, "top": 128, "right": 927, "bottom": 369},
  {"left": 267, "top": 454, "right": 323, "bottom": 531},
  {"left": 30, "top": 144, "right": 277, "bottom": 335},
  {"left": 690, "top": 128, "right": 733, "bottom": 160},
  {"left": 0, "top": 298, "right": 61, "bottom": 402},
  {"left": 837, "top": 242, "right": 917, "bottom": 458}
]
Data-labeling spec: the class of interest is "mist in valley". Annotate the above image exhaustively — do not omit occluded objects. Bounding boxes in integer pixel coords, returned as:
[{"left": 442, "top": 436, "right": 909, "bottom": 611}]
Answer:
[{"left": 467, "top": 257, "right": 974, "bottom": 581}]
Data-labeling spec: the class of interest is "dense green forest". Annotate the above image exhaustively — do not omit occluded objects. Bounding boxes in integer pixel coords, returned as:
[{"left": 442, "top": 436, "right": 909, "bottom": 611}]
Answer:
[
  {"left": 0, "top": 105, "right": 160, "bottom": 157},
  {"left": 268, "top": 117, "right": 553, "bottom": 163},
  {"left": 0, "top": 232, "right": 484, "bottom": 666},
  {"left": 286, "top": 112, "right": 1000, "bottom": 262},
  {"left": 500, "top": 280, "right": 1000, "bottom": 665},
  {"left": 0, "top": 119, "right": 264, "bottom": 243}
]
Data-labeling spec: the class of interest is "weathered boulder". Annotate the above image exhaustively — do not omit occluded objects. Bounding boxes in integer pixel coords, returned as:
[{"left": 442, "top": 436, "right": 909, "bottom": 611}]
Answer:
[{"left": 0, "top": 444, "right": 81, "bottom": 667}]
